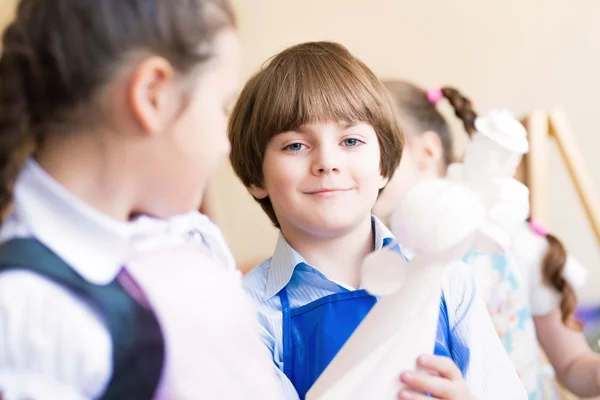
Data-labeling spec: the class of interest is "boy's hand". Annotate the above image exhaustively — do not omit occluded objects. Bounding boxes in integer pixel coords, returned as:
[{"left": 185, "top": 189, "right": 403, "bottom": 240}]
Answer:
[{"left": 397, "top": 355, "right": 474, "bottom": 400}]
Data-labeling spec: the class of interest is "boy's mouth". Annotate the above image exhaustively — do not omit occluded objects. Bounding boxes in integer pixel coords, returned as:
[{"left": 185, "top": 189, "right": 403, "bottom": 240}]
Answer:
[{"left": 305, "top": 188, "right": 352, "bottom": 195}]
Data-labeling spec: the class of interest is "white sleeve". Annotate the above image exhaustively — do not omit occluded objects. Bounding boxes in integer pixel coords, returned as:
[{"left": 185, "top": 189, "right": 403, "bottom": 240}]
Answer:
[
  {"left": 0, "top": 270, "right": 112, "bottom": 400},
  {"left": 512, "top": 226, "right": 588, "bottom": 316},
  {"left": 242, "top": 265, "right": 298, "bottom": 400},
  {"left": 244, "top": 294, "right": 299, "bottom": 400},
  {"left": 255, "top": 317, "right": 301, "bottom": 400},
  {"left": 443, "top": 261, "right": 527, "bottom": 400}
]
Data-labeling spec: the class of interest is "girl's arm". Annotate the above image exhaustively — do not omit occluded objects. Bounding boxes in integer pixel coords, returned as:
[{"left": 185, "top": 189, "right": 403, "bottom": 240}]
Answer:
[{"left": 535, "top": 308, "right": 600, "bottom": 398}]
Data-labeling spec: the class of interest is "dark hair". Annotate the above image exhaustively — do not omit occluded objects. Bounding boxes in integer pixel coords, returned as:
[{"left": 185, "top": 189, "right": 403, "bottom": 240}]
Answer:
[
  {"left": 382, "top": 81, "right": 478, "bottom": 166},
  {"left": 0, "top": 0, "right": 235, "bottom": 220},
  {"left": 229, "top": 41, "right": 404, "bottom": 227},
  {"left": 540, "top": 232, "right": 583, "bottom": 330}
]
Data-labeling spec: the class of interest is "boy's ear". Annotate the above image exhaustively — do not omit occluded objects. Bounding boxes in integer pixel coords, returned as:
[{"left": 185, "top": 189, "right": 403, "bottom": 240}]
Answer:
[
  {"left": 377, "top": 174, "right": 389, "bottom": 190},
  {"left": 248, "top": 184, "right": 268, "bottom": 199}
]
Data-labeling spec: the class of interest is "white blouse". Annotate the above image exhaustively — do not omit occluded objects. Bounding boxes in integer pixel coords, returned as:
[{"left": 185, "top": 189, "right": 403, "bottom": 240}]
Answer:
[{"left": 0, "top": 160, "right": 280, "bottom": 399}]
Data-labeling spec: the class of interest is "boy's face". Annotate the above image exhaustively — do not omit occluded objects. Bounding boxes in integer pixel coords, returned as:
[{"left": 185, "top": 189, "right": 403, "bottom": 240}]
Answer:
[{"left": 249, "top": 121, "right": 388, "bottom": 238}]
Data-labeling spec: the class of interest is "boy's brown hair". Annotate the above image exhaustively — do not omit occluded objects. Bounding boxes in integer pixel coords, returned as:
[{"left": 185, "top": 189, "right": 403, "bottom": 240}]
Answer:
[{"left": 229, "top": 41, "right": 404, "bottom": 227}]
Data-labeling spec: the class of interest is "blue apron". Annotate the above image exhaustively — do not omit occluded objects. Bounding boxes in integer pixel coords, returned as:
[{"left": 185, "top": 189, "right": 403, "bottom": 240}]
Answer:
[{"left": 279, "top": 288, "right": 456, "bottom": 399}]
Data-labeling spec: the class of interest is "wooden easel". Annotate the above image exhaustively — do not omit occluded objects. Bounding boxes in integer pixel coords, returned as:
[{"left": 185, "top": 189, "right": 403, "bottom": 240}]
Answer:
[
  {"left": 521, "top": 110, "right": 600, "bottom": 400},
  {"left": 521, "top": 110, "right": 600, "bottom": 246}
]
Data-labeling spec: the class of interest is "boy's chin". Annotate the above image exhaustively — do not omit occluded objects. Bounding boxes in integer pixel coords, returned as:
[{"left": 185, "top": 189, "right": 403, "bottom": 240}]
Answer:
[{"left": 300, "top": 213, "right": 370, "bottom": 238}]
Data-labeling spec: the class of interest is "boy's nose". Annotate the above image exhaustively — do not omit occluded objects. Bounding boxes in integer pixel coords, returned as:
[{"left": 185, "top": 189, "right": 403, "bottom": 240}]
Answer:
[
  {"left": 311, "top": 149, "right": 340, "bottom": 175},
  {"left": 315, "top": 166, "right": 339, "bottom": 174}
]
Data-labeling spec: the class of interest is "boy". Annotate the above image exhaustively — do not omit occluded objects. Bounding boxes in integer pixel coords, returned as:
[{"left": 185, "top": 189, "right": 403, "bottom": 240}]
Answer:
[{"left": 228, "top": 41, "right": 525, "bottom": 400}]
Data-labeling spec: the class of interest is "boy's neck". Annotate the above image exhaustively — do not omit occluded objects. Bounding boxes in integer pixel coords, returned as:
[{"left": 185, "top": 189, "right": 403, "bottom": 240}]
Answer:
[{"left": 281, "top": 215, "right": 375, "bottom": 289}]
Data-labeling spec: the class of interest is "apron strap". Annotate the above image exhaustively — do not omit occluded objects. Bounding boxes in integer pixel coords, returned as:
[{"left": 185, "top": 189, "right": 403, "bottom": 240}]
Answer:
[{"left": 279, "top": 287, "right": 293, "bottom": 379}]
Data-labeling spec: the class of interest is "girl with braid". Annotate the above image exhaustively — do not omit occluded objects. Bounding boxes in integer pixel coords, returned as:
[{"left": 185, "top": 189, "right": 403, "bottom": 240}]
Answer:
[
  {"left": 0, "top": 1, "right": 282, "bottom": 399},
  {"left": 373, "top": 80, "right": 599, "bottom": 399}
]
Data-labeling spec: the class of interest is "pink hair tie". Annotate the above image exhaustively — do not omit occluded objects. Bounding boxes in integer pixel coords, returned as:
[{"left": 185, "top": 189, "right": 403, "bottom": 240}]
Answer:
[
  {"left": 426, "top": 87, "right": 444, "bottom": 104},
  {"left": 529, "top": 219, "right": 548, "bottom": 237}
]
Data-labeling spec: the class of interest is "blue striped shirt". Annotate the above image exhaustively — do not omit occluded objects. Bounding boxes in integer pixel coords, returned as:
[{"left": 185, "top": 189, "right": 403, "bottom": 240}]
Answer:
[{"left": 243, "top": 216, "right": 526, "bottom": 399}]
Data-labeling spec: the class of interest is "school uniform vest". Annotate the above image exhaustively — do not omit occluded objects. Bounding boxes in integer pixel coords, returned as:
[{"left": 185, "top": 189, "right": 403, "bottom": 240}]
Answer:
[{"left": 0, "top": 238, "right": 165, "bottom": 400}]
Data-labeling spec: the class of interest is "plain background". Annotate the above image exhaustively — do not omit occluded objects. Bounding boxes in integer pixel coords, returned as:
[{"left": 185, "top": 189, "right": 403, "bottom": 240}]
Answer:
[{"left": 1, "top": 0, "right": 599, "bottom": 305}]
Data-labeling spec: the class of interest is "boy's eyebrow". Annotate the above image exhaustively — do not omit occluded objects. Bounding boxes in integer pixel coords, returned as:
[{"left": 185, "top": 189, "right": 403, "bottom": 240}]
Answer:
[
  {"left": 285, "top": 121, "right": 360, "bottom": 135},
  {"left": 272, "top": 128, "right": 306, "bottom": 139},
  {"left": 339, "top": 121, "right": 358, "bottom": 129},
  {"left": 293, "top": 126, "right": 309, "bottom": 134}
]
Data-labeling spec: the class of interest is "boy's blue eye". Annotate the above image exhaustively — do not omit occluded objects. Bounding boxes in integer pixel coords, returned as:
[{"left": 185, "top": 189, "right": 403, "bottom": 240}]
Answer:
[
  {"left": 343, "top": 138, "right": 360, "bottom": 147},
  {"left": 285, "top": 143, "right": 305, "bottom": 151}
]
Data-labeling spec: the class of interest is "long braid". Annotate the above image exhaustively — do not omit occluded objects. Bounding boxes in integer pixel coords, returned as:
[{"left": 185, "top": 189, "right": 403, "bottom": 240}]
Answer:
[
  {"left": 441, "top": 86, "right": 478, "bottom": 136},
  {"left": 0, "top": 10, "right": 41, "bottom": 221},
  {"left": 541, "top": 233, "right": 583, "bottom": 330}
]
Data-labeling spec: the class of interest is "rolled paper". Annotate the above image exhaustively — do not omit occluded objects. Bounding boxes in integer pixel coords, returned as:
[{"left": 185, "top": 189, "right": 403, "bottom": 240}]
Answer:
[
  {"left": 362, "top": 248, "right": 407, "bottom": 297},
  {"left": 307, "top": 179, "right": 486, "bottom": 400},
  {"left": 307, "top": 253, "right": 447, "bottom": 400}
]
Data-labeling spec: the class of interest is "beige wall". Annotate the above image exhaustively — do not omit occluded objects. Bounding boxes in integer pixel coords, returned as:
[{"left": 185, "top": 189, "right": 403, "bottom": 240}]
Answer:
[
  {"left": 212, "top": 0, "right": 600, "bottom": 303},
  {"left": 0, "top": 0, "right": 15, "bottom": 33},
  {"left": 1, "top": 0, "right": 598, "bottom": 303}
]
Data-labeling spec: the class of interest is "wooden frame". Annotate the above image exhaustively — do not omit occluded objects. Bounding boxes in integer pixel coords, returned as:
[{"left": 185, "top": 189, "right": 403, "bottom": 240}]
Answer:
[
  {"left": 521, "top": 110, "right": 600, "bottom": 400},
  {"left": 520, "top": 110, "right": 600, "bottom": 246}
]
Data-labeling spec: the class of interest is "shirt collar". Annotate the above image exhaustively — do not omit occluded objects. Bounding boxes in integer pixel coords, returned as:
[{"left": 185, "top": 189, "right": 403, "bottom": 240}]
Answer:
[
  {"left": 7, "top": 159, "right": 212, "bottom": 285},
  {"left": 263, "top": 215, "right": 395, "bottom": 300}
]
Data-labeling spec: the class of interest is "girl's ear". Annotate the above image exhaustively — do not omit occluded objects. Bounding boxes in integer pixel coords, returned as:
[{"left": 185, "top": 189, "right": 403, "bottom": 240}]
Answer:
[
  {"left": 128, "top": 56, "right": 178, "bottom": 136},
  {"left": 412, "top": 130, "right": 444, "bottom": 171}
]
